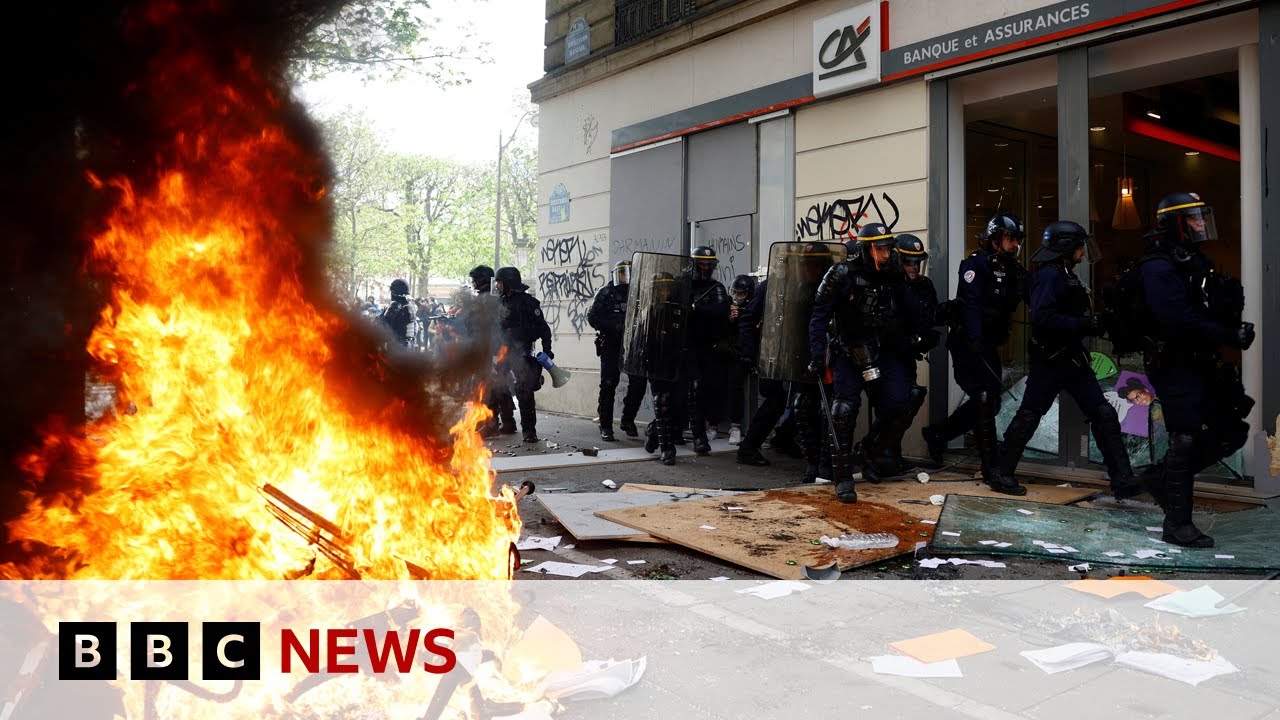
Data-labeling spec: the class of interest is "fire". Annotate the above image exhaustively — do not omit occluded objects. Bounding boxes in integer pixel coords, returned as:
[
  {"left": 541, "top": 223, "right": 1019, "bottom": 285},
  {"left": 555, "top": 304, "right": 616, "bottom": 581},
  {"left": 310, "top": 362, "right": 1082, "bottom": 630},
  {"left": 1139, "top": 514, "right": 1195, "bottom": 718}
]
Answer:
[{"left": 0, "top": 2, "right": 519, "bottom": 582}]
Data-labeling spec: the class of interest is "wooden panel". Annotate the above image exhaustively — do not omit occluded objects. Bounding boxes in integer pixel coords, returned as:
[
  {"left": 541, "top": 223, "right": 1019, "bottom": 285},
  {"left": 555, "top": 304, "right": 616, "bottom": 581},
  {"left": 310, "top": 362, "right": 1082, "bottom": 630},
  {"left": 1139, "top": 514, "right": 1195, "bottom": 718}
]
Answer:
[
  {"left": 537, "top": 489, "right": 738, "bottom": 542},
  {"left": 830, "top": 479, "right": 1098, "bottom": 521},
  {"left": 598, "top": 487, "right": 930, "bottom": 580}
]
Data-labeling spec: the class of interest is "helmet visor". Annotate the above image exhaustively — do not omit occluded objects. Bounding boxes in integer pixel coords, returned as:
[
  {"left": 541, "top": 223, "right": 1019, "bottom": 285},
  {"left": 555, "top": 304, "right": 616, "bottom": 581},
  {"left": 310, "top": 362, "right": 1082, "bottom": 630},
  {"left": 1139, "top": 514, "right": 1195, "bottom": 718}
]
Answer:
[
  {"left": 901, "top": 256, "right": 927, "bottom": 279},
  {"left": 613, "top": 265, "right": 631, "bottom": 285},
  {"left": 1177, "top": 207, "right": 1217, "bottom": 244}
]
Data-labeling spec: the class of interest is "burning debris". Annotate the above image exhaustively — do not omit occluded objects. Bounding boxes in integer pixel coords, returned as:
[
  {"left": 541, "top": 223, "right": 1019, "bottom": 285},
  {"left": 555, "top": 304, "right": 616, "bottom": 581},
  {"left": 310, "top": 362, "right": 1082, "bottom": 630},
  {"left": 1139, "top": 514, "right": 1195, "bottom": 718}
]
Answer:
[
  {"left": 0, "top": 0, "right": 517, "bottom": 581},
  {"left": 1029, "top": 607, "right": 1217, "bottom": 661}
]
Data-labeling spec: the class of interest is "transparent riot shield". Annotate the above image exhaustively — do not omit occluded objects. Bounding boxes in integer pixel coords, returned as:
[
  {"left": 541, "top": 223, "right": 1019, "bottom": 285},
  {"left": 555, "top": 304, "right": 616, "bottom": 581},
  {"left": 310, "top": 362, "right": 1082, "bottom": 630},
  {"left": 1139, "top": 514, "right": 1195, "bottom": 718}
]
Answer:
[
  {"left": 621, "top": 252, "right": 693, "bottom": 382},
  {"left": 757, "top": 241, "right": 847, "bottom": 382}
]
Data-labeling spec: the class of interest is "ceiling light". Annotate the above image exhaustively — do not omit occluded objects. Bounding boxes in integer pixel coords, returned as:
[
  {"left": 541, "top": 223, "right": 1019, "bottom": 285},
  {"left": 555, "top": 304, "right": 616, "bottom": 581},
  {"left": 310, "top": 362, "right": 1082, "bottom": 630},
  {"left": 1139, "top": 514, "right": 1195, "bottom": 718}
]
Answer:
[
  {"left": 1002, "top": 176, "right": 1014, "bottom": 180},
  {"left": 987, "top": 188, "right": 1000, "bottom": 193},
  {"left": 1147, "top": 111, "right": 1162, "bottom": 120},
  {"left": 1041, "top": 194, "right": 1054, "bottom": 199},
  {"left": 994, "top": 142, "right": 1009, "bottom": 147},
  {"left": 1090, "top": 126, "right": 1106, "bottom": 132},
  {"left": 1185, "top": 150, "right": 1200, "bottom": 156}
]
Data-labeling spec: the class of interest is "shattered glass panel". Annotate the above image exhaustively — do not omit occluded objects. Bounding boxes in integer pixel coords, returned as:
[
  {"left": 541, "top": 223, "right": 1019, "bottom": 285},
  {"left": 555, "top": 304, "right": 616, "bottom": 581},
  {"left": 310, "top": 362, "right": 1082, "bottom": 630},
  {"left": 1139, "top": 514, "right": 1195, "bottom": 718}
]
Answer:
[{"left": 930, "top": 494, "right": 1280, "bottom": 571}]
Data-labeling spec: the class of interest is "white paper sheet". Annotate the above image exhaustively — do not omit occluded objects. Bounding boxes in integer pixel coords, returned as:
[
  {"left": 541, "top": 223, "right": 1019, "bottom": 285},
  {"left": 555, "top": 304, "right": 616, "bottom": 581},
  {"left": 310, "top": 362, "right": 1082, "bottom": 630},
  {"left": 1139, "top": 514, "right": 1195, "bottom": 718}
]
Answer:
[
  {"left": 541, "top": 657, "right": 647, "bottom": 701},
  {"left": 1104, "top": 551, "right": 1125, "bottom": 557},
  {"left": 1017, "top": 509, "right": 1035, "bottom": 515},
  {"left": 1114, "top": 651, "right": 1238, "bottom": 686},
  {"left": 870, "top": 655, "right": 963, "bottom": 678},
  {"left": 627, "top": 560, "right": 646, "bottom": 565},
  {"left": 1020, "top": 643, "right": 1114, "bottom": 674},
  {"left": 522, "top": 561, "right": 615, "bottom": 578},
  {"left": 709, "top": 576, "right": 729, "bottom": 582},
  {"left": 699, "top": 525, "right": 717, "bottom": 530},
  {"left": 1144, "top": 586, "right": 1246, "bottom": 618},
  {"left": 517, "top": 535, "right": 562, "bottom": 552},
  {"left": 736, "top": 580, "right": 810, "bottom": 600}
]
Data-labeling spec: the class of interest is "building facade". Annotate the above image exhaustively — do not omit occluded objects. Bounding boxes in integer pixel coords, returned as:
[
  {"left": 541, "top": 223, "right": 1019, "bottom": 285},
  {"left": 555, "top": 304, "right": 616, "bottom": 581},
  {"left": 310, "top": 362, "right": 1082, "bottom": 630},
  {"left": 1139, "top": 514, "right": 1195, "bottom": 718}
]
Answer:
[{"left": 530, "top": 0, "right": 1280, "bottom": 493}]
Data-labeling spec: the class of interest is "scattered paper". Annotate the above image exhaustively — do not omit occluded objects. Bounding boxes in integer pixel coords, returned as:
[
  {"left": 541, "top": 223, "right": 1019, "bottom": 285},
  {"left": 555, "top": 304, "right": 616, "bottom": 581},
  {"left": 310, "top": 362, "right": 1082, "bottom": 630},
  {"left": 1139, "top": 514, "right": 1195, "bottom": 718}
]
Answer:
[
  {"left": 1114, "top": 651, "right": 1238, "bottom": 686},
  {"left": 523, "top": 562, "right": 614, "bottom": 578},
  {"left": 1065, "top": 577, "right": 1179, "bottom": 599},
  {"left": 941, "top": 531, "right": 961, "bottom": 537},
  {"left": 517, "top": 535, "right": 562, "bottom": 552},
  {"left": 919, "top": 558, "right": 947, "bottom": 569},
  {"left": 1104, "top": 551, "right": 1125, "bottom": 557},
  {"left": 1168, "top": 548, "right": 1182, "bottom": 554},
  {"left": 1068, "top": 563, "right": 1091, "bottom": 572},
  {"left": 995, "top": 542, "right": 1012, "bottom": 548},
  {"left": 1133, "top": 549, "right": 1166, "bottom": 559},
  {"left": 1215, "top": 554, "right": 1235, "bottom": 560},
  {"left": 541, "top": 657, "right": 647, "bottom": 701},
  {"left": 1146, "top": 526, "right": 1162, "bottom": 532},
  {"left": 979, "top": 540, "right": 999, "bottom": 546},
  {"left": 913, "top": 541, "right": 928, "bottom": 557},
  {"left": 1047, "top": 548, "right": 1069, "bottom": 554},
  {"left": 709, "top": 576, "right": 729, "bottom": 582},
  {"left": 921, "top": 520, "right": 937, "bottom": 525},
  {"left": 563, "top": 544, "right": 575, "bottom": 550},
  {"left": 1021, "top": 643, "right": 1114, "bottom": 675},
  {"left": 918, "top": 557, "right": 1003, "bottom": 569},
  {"left": 1017, "top": 509, "right": 1035, "bottom": 515},
  {"left": 627, "top": 560, "right": 646, "bottom": 565},
  {"left": 724, "top": 505, "right": 745, "bottom": 511},
  {"left": 736, "top": 580, "right": 810, "bottom": 600},
  {"left": 1144, "top": 586, "right": 1246, "bottom": 618},
  {"left": 1061, "top": 546, "right": 1079, "bottom": 553},
  {"left": 699, "top": 525, "right": 717, "bottom": 531},
  {"left": 602, "top": 480, "right": 617, "bottom": 489},
  {"left": 871, "top": 655, "right": 963, "bottom": 678},
  {"left": 917, "top": 472, "right": 930, "bottom": 484},
  {"left": 929, "top": 494, "right": 945, "bottom": 505},
  {"left": 889, "top": 628, "right": 996, "bottom": 664},
  {"left": 601, "top": 559, "right": 618, "bottom": 565}
]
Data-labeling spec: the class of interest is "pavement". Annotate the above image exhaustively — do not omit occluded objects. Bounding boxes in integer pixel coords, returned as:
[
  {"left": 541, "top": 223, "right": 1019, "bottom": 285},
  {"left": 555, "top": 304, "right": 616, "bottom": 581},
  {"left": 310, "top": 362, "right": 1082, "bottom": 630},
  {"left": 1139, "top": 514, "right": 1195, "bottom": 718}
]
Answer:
[{"left": 492, "top": 412, "right": 1274, "bottom": 583}]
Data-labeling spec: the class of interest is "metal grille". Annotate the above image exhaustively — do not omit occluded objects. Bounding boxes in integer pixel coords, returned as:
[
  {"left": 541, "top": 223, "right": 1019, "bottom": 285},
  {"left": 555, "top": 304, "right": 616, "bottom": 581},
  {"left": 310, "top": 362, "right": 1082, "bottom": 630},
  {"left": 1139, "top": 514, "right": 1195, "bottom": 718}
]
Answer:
[{"left": 614, "top": 0, "right": 698, "bottom": 47}]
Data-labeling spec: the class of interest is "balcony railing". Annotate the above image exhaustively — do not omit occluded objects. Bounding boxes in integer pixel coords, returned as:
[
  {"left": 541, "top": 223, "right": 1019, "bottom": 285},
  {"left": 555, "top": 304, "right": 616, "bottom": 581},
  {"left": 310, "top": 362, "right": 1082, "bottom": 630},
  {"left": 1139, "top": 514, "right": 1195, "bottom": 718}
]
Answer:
[{"left": 614, "top": 0, "right": 698, "bottom": 47}]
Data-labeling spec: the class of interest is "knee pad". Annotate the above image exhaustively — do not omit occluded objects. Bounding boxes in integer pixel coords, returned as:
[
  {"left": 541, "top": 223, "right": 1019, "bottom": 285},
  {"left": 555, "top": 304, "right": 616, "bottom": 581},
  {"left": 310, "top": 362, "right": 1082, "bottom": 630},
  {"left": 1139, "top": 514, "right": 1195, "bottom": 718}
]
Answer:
[
  {"left": 905, "top": 385, "right": 928, "bottom": 415},
  {"left": 831, "top": 399, "right": 856, "bottom": 425}
]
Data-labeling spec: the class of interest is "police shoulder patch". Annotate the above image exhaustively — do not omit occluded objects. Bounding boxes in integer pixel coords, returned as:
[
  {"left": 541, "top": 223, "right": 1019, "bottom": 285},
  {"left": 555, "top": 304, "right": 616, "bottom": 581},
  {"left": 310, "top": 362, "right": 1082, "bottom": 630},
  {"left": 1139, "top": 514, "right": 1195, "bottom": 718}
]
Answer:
[{"left": 963, "top": 270, "right": 976, "bottom": 284}]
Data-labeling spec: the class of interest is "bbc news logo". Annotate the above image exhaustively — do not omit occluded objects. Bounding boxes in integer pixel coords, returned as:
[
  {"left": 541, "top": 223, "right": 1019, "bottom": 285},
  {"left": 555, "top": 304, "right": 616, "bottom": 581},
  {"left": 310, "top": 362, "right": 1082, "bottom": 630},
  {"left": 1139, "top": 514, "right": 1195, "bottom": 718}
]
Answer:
[{"left": 58, "top": 622, "right": 456, "bottom": 680}]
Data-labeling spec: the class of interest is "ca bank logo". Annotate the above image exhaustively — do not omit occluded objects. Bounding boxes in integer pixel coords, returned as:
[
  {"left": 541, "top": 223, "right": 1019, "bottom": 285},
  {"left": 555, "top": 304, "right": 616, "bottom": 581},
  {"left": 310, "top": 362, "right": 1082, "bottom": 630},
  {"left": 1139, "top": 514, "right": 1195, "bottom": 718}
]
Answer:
[{"left": 813, "top": 2, "right": 882, "bottom": 97}]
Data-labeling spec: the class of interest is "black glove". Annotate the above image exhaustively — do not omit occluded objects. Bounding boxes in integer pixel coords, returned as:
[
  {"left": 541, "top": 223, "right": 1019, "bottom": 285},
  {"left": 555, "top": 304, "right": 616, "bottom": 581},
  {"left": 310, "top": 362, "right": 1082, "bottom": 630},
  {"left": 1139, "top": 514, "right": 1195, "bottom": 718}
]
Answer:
[
  {"left": 1234, "top": 322, "right": 1256, "bottom": 350},
  {"left": 1083, "top": 315, "right": 1105, "bottom": 336},
  {"left": 806, "top": 358, "right": 826, "bottom": 378},
  {"left": 544, "top": 349, "right": 555, "bottom": 360}
]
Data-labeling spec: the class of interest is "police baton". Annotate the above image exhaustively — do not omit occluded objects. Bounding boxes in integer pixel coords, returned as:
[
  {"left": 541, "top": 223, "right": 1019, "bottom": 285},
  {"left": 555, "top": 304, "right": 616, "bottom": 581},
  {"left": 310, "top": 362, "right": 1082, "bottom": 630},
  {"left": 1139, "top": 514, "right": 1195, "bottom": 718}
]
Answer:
[{"left": 814, "top": 377, "right": 848, "bottom": 483}]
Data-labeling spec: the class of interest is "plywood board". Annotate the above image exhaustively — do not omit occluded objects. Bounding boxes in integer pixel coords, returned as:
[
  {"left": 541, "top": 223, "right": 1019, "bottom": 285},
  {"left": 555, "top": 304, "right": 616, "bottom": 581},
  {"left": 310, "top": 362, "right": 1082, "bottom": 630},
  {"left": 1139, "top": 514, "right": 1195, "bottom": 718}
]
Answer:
[
  {"left": 598, "top": 487, "right": 929, "bottom": 580},
  {"left": 783, "top": 481, "right": 1097, "bottom": 521},
  {"left": 491, "top": 439, "right": 734, "bottom": 474},
  {"left": 619, "top": 483, "right": 738, "bottom": 494},
  {"left": 537, "top": 489, "right": 739, "bottom": 542}
]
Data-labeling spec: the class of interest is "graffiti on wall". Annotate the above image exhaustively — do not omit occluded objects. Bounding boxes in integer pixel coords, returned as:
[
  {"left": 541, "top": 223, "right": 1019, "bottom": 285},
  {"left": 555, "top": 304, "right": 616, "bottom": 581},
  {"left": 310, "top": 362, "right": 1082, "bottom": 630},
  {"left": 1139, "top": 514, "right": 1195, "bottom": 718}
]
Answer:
[
  {"left": 709, "top": 231, "right": 747, "bottom": 286},
  {"left": 795, "top": 192, "right": 901, "bottom": 241},
  {"left": 610, "top": 234, "right": 680, "bottom": 263},
  {"left": 538, "top": 233, "right": 606, "bottom": 338}
]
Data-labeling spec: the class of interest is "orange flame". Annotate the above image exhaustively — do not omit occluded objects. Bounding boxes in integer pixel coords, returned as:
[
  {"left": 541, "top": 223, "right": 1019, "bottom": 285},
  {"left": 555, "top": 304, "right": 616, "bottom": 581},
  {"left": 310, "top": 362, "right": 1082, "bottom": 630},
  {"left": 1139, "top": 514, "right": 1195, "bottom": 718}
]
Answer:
[{"left": 1, "top": 6, "right": 519, "bottom": 581}]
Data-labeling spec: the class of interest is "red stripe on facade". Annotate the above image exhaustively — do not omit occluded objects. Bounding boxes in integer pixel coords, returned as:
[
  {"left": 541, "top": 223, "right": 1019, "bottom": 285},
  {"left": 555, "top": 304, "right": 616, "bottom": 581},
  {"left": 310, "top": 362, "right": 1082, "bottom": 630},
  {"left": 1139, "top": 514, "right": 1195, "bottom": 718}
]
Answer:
[
  {"left": 1125, "top": 116, "right": 1241, "bottom": 162},
  {"left": 880, "top": 0, "right": 1214, "bottom": 82},
  {"left": 880, "top": 1, "right": 889, "bottom": 52},
  {"left": 609, "top": 96, "right": 816, "bottom": 154}
]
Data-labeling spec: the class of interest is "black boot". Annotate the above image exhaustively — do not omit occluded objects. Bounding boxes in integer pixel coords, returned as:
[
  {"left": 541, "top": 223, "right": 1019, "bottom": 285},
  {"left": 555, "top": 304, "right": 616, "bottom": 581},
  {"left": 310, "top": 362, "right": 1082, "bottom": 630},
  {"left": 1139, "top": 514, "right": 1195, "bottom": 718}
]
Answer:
[
  {"left": 996, "top": 406, "right": 1040, "bottom": 494},
  {"left": 921, "top": 425, "right": 947, "bottom": 468},
  {"left": 831, "top": 399, "right": 859, "bottom": 503},
  {"left": 978, "top": 392, "right": 1025, "bottom": 495},
  {"left": 1090, "top": 402, "right": 1142, "bottom": 498},
  {"left": 644, "top": 421, "right": 659, "bottom": 454},
  {"left": 619, "top": 418, "right": 639, "bottom": 437},
  {"left": 600, "top": 427, "right": 616, "bottom": 441},
  {"left": 689, "top": 380, "right": 711, "bottom": 455},
  {"left": 658, "top": 417, "right": 677, "bottom": 466},
  {"left": 1141, "top": 463, "right": 1167, "bottom": 508},
  {"left": 736, "top": 447, "right": 771, "bottom": 466},
  {"left": 1162, "top": 433, "right": 1213, "bottom": 548},
  {"left": 598, "top": 383, "right": 617, "bottom": 442}
]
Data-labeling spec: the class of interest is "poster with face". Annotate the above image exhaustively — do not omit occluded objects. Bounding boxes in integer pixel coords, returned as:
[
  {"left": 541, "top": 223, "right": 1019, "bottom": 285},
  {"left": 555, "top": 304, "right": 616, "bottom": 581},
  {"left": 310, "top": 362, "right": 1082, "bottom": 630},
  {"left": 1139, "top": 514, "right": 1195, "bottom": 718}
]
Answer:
[{"left": 1106, "top": 370, "right": 1156, "bottom": 437}]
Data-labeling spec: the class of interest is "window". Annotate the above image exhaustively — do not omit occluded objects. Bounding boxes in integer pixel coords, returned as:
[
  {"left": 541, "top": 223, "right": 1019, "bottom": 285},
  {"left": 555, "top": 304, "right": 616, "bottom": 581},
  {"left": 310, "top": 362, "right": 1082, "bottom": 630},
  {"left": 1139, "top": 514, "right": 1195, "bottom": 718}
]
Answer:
[{"left": 614, "top": 0, "right": 698, "bottom": 47}]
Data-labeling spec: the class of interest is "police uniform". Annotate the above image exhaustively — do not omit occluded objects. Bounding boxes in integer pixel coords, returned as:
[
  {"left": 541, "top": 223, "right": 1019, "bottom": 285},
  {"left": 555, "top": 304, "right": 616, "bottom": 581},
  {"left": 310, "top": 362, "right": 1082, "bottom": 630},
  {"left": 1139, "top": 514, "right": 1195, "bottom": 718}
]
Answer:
[
  {"left": 496, "top": 267, "right": 553, "bottom": 443},
  {"left": 685, "top": 247, "right": 730, "bottom": 454},
  {"left": 808, "top": 225, "right": 911, "bottom": 502},
  {"left": 379, "top": 278, "right": 414, "bottom": 348},
  {"left": 588, "top": 264, "right": 648, "bottom": 441},
  {"left": 923, "top": 212, "right": 1027, "bottom": 494},
  {"left": 999, "top": 222, "right": 1140, "bottom": 497},
  {"left": 1134, "top": 192, "right": 1254, "bottom": 548}
]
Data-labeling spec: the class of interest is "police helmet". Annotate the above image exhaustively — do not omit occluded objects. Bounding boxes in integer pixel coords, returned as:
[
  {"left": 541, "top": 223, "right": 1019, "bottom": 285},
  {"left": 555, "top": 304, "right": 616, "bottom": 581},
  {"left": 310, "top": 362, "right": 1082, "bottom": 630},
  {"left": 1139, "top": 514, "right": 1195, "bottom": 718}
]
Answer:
[
  {"left": 469, "top": 265, "right": 494, "bottom": 285},
  {"left": 389, "top": 278, "right": 409, "bottom": 298},
  {"left": 857, "top": 223, "right": 900, "bottom": 273},
  {"left": 895, "top": 234, "right": 927, "bottom": 275},
  {"left": 495, "top": 266, "right": 526, "bottom": 292},
  {"left": 612, "top": 260, "right": 632, "bottom": 286},
  {"left": 1031, "top": 221, "right": 1090, "bottom": 263},
  {"left": 730, "top": 274, "right": 756, "bottom": 304},
  {"left": 981, "top": 211, "right": 1026, "bottom": 252},
  {"left": 651, "top": 271, "right": 676, "bottom": 299},
  {"left": 1154, "top": 192, "right": 1216, "bottom": 247},
  {"left": 691, "top": 245, "right": 718, "bottom": 280}
]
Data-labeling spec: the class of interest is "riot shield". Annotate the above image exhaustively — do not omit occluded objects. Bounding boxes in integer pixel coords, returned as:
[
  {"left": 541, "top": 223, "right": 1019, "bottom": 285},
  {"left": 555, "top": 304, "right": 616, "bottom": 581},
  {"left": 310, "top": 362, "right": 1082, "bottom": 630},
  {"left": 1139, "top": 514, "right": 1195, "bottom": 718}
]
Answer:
[
  {"left": 621, "top": 252, "right": 693, "bottom": 382},
  {"left": 758, "top": 241, "right": 847, "bottom": 382}
]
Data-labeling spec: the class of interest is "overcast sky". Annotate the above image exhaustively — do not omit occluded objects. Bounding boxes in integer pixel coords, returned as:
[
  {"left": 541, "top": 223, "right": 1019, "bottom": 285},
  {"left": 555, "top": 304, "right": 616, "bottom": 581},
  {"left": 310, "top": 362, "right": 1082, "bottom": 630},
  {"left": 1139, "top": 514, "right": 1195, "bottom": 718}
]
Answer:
[{"left": 295, "top": 0, "right": 545, "bottom": 165}]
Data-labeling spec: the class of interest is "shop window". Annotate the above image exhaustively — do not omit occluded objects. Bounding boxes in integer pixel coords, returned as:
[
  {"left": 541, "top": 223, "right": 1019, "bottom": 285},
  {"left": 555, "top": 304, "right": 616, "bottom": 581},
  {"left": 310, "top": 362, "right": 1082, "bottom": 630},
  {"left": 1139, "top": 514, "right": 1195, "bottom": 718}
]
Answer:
[{"left": 614, "top": 0, "right": 697, "bottom": 47}]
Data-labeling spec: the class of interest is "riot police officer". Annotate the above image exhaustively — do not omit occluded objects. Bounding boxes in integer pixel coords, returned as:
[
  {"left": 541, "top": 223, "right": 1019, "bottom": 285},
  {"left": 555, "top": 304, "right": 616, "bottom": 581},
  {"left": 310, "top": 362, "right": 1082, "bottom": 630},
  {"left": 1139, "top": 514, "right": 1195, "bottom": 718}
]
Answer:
[
  {"left": 922, "top": 211, "right": 1028, "bottom": 494},
  {"left": 495, "top": 266, "right": 553, "bottom": 443},
  {"left": 588, "top": 260, "right": 648, "bottom": 441},
  {"left": 686, "top": 246, "right": 730, "bottom": 454},
  {"left": 379, "top": 278, "right": 414, "bottom": 348},
  {"left": 635, "top": 270, "right": 688, "bottom": 465},
  {"left": 1134, "top": 193, "right": 1254, "bottom": 547},
  {"left": 998, "top": 221, "right": 1143, "bottom": 497},
  {"left": 863, "top": 234, "right": 940, "bottom": 474},
  {"left": 808, "top": 224, "right": 910, "bottom": 502},
  {"left": 465, "top": 265, "right": 515, "bottom": 436}
]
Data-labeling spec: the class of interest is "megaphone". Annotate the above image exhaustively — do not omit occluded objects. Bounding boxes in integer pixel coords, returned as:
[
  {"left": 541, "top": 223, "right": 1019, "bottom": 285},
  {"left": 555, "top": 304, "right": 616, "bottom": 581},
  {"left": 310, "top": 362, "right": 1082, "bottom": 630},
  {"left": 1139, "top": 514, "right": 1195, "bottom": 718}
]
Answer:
[{"left": 534, "top": 351, "right": 572, "bottom": 389}]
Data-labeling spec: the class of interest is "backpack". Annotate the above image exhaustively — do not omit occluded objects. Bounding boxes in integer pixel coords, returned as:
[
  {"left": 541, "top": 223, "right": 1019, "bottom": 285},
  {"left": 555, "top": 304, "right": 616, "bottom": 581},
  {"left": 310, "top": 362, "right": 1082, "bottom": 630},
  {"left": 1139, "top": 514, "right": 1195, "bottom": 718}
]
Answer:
[{"left": 1099, "top": 254, "right": 1161, "bottom": 357}]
